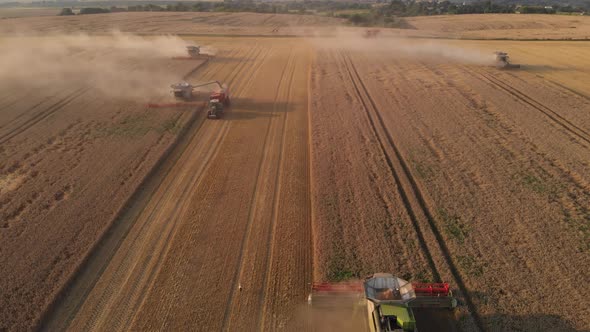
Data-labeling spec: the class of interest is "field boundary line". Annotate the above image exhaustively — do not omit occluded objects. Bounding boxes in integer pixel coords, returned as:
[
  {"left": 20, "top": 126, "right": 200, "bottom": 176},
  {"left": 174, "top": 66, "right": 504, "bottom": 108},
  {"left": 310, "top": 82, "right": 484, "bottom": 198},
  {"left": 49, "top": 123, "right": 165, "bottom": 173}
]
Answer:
[
  {"left": 305, "top": 46, "right": 315, "bottom": 292},
  {"left": 339, "top": 50, "right": 439, "bottom": 280}
]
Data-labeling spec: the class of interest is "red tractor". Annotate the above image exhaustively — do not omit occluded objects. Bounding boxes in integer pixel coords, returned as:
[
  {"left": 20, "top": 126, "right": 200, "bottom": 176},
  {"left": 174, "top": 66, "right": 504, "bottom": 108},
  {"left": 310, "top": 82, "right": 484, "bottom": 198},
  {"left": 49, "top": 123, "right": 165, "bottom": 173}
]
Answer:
[
  {"left": 209, "top": 88, "right": 230, "bottom": 107},
  {"left": 207, "top": 87, "right": 230, "bottom": 119},
  {"left": 157, "top": 81, "right": 230, "bottom": 119}
]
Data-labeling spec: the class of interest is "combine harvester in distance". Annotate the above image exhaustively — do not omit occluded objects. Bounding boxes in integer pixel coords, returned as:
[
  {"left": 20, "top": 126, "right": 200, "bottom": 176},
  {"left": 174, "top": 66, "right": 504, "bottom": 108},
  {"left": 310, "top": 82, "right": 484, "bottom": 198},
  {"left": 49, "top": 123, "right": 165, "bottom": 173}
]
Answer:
[
  {"left": 494, "top": 51, "right": 520, "bottom": 69},
  {"left": 310, "top": 273, "right": 457, "bottom": 331},
  {"left": 172, "top": 45, "right": 211, "bottom": 60}
]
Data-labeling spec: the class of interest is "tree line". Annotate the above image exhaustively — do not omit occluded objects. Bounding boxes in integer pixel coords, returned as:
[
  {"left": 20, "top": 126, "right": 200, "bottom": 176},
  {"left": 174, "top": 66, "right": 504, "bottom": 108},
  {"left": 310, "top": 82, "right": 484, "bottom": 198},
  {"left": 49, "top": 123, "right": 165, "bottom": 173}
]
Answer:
[{"left": 59, "top": 0, "right": 587, "bottom": 23}]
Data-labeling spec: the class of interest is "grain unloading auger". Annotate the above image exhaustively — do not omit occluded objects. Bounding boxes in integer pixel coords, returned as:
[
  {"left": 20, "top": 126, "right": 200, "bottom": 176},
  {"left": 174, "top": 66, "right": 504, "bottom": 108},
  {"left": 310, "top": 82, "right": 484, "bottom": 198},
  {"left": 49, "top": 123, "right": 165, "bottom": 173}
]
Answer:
[
  {"left": 309, "top": 273, "right": 457, "bottom": 331},
  {"left": 148, "top": 81, "right": 230, "bottom": 119}
]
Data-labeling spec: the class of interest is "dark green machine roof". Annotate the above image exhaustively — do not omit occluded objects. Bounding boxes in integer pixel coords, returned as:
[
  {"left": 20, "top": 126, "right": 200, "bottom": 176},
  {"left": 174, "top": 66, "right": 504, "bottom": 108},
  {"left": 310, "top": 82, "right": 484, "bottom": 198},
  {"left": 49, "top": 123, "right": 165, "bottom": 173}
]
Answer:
[{"left": 381, "top": 304, "right": 416, "bottom": 331}]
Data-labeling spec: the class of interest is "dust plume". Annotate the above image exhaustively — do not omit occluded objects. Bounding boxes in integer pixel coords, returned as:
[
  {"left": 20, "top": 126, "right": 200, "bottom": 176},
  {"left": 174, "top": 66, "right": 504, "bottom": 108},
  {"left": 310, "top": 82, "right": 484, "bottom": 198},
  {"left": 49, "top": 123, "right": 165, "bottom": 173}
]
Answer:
[
  {"left": 289, "top": 290, "right": 367, "bottom": 331},
  {"left": 0, "top": 31, "right": 205, "bottom": 100},
  {"left": 309, "top": 28, "right": 495, "bottom": 66}
]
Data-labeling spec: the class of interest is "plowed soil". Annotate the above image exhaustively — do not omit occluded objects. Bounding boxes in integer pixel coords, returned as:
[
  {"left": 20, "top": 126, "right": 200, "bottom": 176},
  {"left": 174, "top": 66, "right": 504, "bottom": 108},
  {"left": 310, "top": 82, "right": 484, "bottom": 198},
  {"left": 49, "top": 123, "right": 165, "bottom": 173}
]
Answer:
[{"left": 1, "top": 11, "right": 589, "bottom": 332}]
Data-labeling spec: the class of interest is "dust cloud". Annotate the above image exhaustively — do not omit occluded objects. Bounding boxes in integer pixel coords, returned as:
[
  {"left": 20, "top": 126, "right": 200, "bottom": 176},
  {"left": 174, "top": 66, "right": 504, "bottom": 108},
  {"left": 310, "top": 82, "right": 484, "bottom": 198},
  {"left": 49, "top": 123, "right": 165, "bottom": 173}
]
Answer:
[
  {"left": 288, "top": 292, "right": 367, "bottom": 332},
  {"left": 310, "top": 28, "right": 495, "bottom": 66},
  {"left": 0, "top": 31, "right": 203, "bottom": 100}
]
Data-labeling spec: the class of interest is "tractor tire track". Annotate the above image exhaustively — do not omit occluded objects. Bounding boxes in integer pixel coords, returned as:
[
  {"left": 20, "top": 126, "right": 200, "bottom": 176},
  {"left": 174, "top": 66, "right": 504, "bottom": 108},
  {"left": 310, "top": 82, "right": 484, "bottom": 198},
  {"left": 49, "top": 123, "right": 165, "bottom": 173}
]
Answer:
[
  {"left": 257, "top": 56, "right": 295, "bottom": 330},
  {"left": 220, "top": 47, "right": 294, "bottom": 331},
  {"left": 259, "top": 49, "right": 311, "bottom": 331},
  {"left": 341, "top": 51, "right": 485, "bottom": 332},
  {"left": 94, "top": 46, "right": 264, "bottom": 332},
  {"left": 252, "top": 49, "right": 296, "bottom": 330},
  {"left": 476, "top": 70, "right": 590, "bottom": 146},
  {"left": 0, "top": 87, "right": 88, "bottom": 145}
]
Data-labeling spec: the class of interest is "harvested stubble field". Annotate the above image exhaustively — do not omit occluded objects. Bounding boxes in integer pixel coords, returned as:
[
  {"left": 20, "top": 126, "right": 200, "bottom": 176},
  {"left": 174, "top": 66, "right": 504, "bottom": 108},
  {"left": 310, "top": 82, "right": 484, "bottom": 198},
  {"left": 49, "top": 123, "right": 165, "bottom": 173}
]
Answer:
[
  {"left": 0, "top": 11, "right": 344, "bottom": 36},
  {"left": 403, "top": 14, "right": 590, "bottom": 40},
  {"left": 0, "top": 11, "right": 589, "bottom": 332}
]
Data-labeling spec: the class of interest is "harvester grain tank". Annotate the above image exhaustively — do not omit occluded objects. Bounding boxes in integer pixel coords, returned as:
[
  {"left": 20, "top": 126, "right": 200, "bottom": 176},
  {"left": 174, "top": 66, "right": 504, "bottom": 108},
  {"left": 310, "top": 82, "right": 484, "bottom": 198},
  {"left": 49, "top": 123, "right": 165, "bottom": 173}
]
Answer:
[{"left": 494, "top": 51, "right": 520, "bottom": 69}]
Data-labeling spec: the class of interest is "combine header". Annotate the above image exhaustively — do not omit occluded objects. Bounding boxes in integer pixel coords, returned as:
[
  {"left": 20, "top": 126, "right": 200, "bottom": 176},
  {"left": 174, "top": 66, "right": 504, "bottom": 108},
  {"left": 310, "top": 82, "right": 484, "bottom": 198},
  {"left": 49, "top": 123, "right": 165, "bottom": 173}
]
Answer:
[
  {"left": 494, "top": 51, "right": 520, "bottom": 69},
  {"left": 310, "top": 273, "right": 457, "bottom": 331}
]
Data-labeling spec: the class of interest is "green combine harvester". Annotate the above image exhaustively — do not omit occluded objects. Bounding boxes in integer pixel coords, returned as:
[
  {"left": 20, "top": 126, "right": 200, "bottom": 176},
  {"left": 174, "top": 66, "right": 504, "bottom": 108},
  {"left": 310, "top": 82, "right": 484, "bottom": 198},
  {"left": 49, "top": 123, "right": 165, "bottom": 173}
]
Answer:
[{"left": 310, "top": 273, "right": 457, "bottom": 331}]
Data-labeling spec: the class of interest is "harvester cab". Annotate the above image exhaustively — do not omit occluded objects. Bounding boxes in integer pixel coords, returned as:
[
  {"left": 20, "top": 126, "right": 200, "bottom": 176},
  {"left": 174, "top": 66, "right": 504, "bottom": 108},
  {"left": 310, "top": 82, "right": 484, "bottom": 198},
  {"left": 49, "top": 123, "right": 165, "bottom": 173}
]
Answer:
[
  {"left": 309, "top": 273, "right": 457, "bottom": 332},
  {"left": 494, "top": 51, "right": 520, "bottom": 69}
]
